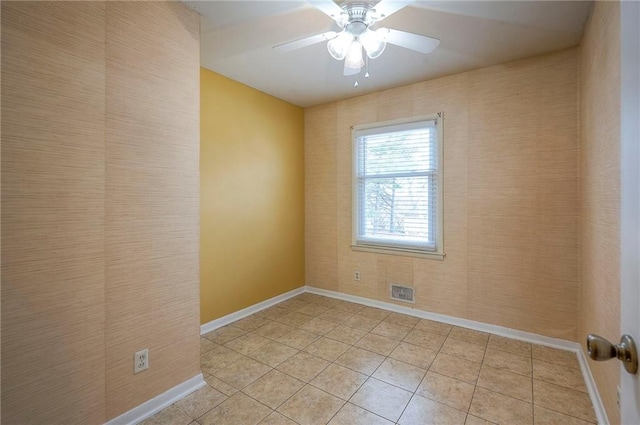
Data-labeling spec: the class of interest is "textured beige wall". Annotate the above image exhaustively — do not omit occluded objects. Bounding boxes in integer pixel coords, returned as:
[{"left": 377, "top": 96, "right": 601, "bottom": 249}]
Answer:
[
  {"left": 306, "top": 48, "right": 580, "bottom": 340},
  {"left": 105, "top": 2, "right": 201, "bottom": 419},
  {"left": 1, "top": 3, "right": 107, "bottom": 423},
  {"left": 1, "top": 2, "right": 200, "bottom": 423},
  {"left": 305, "top": 103, "right": 339, "bottom": 291},
  {"left": 579, "top": 2, "right": 621, "bottom": 424}
]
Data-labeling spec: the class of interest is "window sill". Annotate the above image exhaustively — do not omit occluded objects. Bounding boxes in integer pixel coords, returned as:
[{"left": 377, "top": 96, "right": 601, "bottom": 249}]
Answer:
[{"left": 351, "top": 244, "right": 445, "bottom": 260}]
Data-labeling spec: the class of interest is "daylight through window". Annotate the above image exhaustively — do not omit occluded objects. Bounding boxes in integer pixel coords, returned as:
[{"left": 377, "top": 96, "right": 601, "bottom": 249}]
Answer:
[{"left": 353, "top": 115, "right": 443, "bottom": 256}]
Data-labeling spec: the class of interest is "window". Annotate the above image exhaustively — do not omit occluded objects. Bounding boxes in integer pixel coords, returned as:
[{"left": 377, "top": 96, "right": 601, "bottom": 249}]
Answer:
[{"left": 352, "top": 114, "right": 443, "bottom": 258}]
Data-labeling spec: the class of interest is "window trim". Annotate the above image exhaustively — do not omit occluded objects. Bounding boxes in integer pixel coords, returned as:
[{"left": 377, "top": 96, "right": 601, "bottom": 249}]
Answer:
[{"left": 351, "top": 113, "right": 445, "bottom": 260}]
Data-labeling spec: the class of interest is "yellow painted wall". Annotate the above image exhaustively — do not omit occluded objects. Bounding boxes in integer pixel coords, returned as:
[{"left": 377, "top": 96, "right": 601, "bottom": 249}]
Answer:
[{"left": 200, "top": 68, "right": 305, "bottom": 324}]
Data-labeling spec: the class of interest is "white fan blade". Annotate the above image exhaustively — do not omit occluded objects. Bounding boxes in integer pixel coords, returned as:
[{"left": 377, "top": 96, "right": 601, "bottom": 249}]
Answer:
[
  {"left": 308, "top": 0, "right": 346, "bottom": 22},
  {"left": 273, "top": 31, "right": 337, "bottom": 53},
  {"left": 383, "top": 28, "right": 440, "bottom": 54},
  {"left": 370, "top": 0, "right": 409, "bottom": 21},
  {"left": 343, "top": 62, "right": 361, "bottom": 76}
]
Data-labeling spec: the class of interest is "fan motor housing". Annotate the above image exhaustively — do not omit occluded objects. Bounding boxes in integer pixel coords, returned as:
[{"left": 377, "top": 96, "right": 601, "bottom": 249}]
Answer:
[{"left": 341, "top": 1, "right": 375, "bottom": 25}]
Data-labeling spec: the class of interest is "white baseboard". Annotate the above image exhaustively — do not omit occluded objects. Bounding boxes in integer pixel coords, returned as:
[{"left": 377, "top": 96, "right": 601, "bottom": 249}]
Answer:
[
  {"left": 305, "top": 285, "right": 608, "bottom": 424},
  {"left": 576, "top": 344, "right": 610, "bottom": 425},
  {"left": 105, "top": 373, "right": 205, "bottom": 425},
  {"left": 200, "top": 286, "right": 305, "bottom": 335},
  {"left": 105, "top": 287, "right": 304, "bottom": 425},
  {"left": 306, "top": 286, "right": 577, "bottom": 350}
]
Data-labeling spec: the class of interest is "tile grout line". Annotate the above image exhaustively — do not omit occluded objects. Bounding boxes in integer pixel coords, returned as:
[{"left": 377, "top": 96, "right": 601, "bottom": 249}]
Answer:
[
  {"left": 531, "top": 343, "right": 536, "bottom": 425},
  {"left": 195, "top": 294, "right": 595, "bottom": 425}
]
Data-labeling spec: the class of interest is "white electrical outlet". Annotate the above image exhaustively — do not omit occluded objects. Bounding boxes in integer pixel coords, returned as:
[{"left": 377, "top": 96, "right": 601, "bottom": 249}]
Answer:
[
  {"left": 354, "top": 271, "right": 361, "bottom": 281},
  {"left": 134, "top": 348, "right": 149, "bottom": 374}
]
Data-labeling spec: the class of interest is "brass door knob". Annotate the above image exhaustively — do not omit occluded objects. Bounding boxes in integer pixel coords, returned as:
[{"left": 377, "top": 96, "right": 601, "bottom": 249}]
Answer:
[{"left": 587, "top": 334, "right": 638, "bottom": 375}]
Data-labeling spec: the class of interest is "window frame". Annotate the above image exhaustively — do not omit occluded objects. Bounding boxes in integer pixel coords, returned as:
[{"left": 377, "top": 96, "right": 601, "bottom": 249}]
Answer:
[{"left": 351, "top": 113, "right": 444, "bottom": 260}]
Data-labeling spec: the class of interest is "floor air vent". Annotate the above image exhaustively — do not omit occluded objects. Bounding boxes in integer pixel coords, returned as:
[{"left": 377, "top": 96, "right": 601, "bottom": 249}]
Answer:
[{"left": 389, "top": 284, "right": 415, "bottom": 304}]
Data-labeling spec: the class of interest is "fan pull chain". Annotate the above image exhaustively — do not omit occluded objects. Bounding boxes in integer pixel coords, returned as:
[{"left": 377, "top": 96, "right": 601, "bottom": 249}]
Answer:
[{"left": 365, "top": 55, "right": 370, "bottom": 78}]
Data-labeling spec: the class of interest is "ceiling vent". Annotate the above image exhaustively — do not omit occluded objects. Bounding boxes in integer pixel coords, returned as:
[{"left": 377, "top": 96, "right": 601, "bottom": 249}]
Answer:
[{"left": 389, "top": 284, "right": 415, "bottom": 304}]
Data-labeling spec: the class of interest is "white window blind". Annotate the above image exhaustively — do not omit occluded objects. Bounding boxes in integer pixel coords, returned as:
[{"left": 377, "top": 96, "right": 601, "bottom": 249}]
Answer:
[{"left": 353, "top": 117, "right": 441, "bottom": 254}]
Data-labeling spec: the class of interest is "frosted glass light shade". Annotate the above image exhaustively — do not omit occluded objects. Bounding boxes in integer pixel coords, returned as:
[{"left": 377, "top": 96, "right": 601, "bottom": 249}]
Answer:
[
  {"left": 345, "top": 40, "right": 364, "bottom": 69},
  {"left": 360, "top": 28, "right": 387, "bottom": 59},
  {"left": 327, "top": 31, "right": 352, "bottom": 60}
]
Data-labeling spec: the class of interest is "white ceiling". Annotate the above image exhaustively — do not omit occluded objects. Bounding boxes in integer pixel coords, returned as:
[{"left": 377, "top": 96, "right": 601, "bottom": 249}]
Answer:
[{"left": 185, "top": 0, "right": 592, "bottom": 108}]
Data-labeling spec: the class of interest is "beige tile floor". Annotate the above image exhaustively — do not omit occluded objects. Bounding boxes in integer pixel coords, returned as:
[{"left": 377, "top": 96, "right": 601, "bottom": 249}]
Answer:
[{"left": 142, "top": 293, "right": 597, "bottom": 425}]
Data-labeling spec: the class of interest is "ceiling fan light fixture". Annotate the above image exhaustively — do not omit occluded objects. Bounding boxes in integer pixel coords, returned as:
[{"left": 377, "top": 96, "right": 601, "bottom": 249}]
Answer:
[
  {"left": 360, "top": 28, "right": 387, "bottom": 59},
  {"left": 327, "top": 31, "right": 352, "bottom": 60},
  {"left": 345, "top": 40, "right": 364, "bottom": 69}
]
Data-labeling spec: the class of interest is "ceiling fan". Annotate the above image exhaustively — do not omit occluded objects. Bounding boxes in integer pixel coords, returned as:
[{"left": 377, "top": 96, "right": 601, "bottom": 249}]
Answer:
[{"left": 274, "top": 0, "right": 440, "bottom": 77}]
